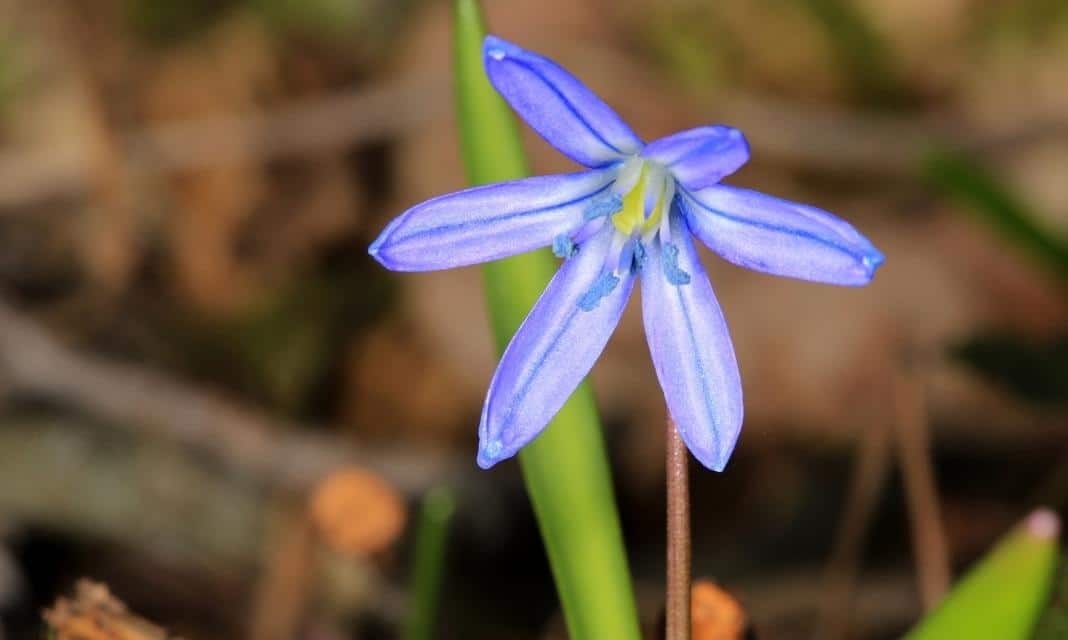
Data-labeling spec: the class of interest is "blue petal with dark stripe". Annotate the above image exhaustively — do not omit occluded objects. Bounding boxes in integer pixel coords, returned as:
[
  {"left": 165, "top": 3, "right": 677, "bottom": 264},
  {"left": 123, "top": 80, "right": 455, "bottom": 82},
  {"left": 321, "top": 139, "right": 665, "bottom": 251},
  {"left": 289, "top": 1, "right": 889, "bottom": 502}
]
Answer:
[
  {"left": 643, "top": 126, "right": 750, "bottom": 190},
  {"left": 642, "top": 212, "right": 743, "bottom": 471},
  {"left": 478, "top": 226, "right": 635, "bottom": 468},
  {"left": 483, "top": 35, "right": 642, "bottom": 168},
  {"left": 681, "top": 185, "right": 884, "bottom": 285},
  {"left": 369, "top": 170, "right": 613, "bottom": 271}
]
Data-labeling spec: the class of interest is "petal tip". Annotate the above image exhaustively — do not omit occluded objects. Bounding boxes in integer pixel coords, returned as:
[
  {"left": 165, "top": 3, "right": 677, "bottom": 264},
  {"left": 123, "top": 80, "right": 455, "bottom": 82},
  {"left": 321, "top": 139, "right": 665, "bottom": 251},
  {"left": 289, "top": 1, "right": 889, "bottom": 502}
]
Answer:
[
  {"left": 483, "top": 35, "right": 518, "bottom": 62},
  {"left": 716, "top": 124, "right": 749, "bottom": 149},
  {"left": 367, "top": 235, "right": 385, "bottom": 260},
  {"left": 367, "top": 233, "right": 396, "bottom": 269},
  {"left": 476, "top": 438, "right": 506, "bottom": 469},
  {"left": 855, "top": 248, "right": 885, "bottom": 283},
  {"left": 693, "top": 445, "right": 733, "bottom": 473},
  {"left": 863, "top": 250, "right": 885, "bottom": 273}
]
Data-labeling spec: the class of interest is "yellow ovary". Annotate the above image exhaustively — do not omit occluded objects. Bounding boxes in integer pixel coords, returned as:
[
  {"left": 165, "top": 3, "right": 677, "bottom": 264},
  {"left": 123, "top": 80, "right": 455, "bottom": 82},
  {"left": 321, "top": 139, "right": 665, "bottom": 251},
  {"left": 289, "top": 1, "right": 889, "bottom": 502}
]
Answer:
[{"left": 611, "top": 164, "right": 666, "bottom": 236}]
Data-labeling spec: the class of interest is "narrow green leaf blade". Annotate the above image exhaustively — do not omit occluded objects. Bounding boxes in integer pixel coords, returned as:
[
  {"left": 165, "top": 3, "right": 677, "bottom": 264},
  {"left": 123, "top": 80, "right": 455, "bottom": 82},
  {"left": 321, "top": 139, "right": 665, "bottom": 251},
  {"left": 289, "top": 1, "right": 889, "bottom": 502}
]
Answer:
[
  {"left": 905, "top": 509, "right": 1061, "bottom": 640},
  {"left": 404, "top": 487, "right": 456, "bottom": 640},
  {"left": 453, "top": 3, "right": 643, "bottom": 639},
  {"left": 923, "top": 149, "right": 1068, "bottom": 285},
  {"left": 797, "top": 0, "right": 907, "bottom": 106}
]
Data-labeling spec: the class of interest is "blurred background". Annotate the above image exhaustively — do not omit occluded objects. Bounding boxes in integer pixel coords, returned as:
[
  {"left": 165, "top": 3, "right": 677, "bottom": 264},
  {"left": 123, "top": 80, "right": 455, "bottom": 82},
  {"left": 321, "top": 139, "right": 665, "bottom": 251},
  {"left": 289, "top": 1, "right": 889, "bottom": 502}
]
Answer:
[{"left": 0, "top": 0, "right": 1066, "bottom": 638}]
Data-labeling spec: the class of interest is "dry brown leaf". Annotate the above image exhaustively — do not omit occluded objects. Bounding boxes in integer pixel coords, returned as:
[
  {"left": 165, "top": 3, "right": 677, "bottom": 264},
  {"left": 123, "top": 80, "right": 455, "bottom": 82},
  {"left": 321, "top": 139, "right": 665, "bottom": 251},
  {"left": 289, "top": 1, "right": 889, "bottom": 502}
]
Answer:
[
  {"left": 142, "top": 16, "right": 276, "bottom": 313},
  {"left": 43, "top": 579, "right": 178, "bottom": 640},
  {"left": 343, "top": 320, "right": 484, "bottom": 443}
]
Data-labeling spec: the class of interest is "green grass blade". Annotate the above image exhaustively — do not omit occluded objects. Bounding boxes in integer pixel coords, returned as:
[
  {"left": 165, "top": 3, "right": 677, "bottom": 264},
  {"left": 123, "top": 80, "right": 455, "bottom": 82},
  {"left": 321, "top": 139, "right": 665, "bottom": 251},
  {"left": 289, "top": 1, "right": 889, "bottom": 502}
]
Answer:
[
  {"left": 403, "top": 487, "right": 456, "bottom": 640},
  {"left": 924, "top": 149, "right": 1068, "bottom": 285},
  {"left": 797, "top": 0, "right": 907, "bottom": 106},
  {"left": 905, "top": 509, "right": 1061, "bottom": 640},
  {"left": 453, "top": 2, "right": 643, "bottom": 638}
]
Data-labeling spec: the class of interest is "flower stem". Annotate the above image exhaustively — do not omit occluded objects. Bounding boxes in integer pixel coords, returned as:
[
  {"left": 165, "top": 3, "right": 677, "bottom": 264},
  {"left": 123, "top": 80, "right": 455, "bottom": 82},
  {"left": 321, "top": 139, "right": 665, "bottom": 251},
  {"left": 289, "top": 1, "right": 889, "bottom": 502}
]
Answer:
[{"left": 665, "top": 416, "right": 691, "bottom": 640}]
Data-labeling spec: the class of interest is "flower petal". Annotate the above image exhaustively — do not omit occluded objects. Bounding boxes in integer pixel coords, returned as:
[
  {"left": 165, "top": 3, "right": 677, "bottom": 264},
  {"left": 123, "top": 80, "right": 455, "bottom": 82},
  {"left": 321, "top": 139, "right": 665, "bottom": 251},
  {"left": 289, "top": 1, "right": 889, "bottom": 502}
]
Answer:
[
  {"left": 369, "top": 170, "right": 614, "bottom": 271},
  {"left": 643, "top": 126, "right": 750, "bottom": 190},
  {"left": 478, "top": 226, "right": 634, "bottom": 468},
  {"left": 483, "top": 35, "right": 642, "bottom": 168},
  {"left": 642, "top": 215, "right": 743, "bottom": 471},
  {"left": 681, "top": 185, "right": 884, "bottom": 285}
]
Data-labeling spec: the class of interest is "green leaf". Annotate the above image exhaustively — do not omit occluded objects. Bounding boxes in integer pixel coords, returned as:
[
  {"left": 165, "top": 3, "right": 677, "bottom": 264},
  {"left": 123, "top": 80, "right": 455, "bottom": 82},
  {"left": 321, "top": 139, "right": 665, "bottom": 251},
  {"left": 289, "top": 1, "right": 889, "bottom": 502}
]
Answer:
[
  {"left": 453, "top": 2, "right": 643, "bottom": 639},
  {"left": 124, "top": 0, "right": 233, "bottom": 44},
  {"left": 403, "top": 487, "right": 456, "bottom": 640},
  {"left": 923, "top": 149, "right": 1068, "bottom": 285},
  {"left": 797, "top": 0, "right": 909, "bottom": 107},
  {"left": 905, "top": 509, "right": 1061, "bottom": 640}
]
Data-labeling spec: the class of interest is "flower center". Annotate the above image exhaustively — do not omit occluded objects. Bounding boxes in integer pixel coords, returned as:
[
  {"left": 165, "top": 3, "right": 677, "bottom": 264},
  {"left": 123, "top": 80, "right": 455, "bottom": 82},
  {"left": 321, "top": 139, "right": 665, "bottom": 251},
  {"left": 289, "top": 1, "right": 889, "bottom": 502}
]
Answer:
[{"left": 610, "top": 157, "right": 670, "bottom": 237}]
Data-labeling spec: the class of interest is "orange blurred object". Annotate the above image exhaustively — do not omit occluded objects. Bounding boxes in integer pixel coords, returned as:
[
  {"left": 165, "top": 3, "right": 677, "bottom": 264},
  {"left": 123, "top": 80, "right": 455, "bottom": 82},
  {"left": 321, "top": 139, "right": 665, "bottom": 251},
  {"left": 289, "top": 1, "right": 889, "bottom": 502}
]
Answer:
[
  {"left": 310, "top": 467, "right": 407, "bottom": 556},
  {"left": 691, "top": 579, "right": 749, "bottom": 640}
]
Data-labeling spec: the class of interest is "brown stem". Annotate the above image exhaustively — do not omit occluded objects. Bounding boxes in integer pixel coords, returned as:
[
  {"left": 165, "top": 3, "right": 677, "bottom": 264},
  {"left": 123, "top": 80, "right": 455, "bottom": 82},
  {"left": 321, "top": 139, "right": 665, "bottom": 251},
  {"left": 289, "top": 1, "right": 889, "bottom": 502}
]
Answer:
[
  {"left": 665, "top": 416, "right": 691, "bottom": 640},
  {"left": 894, "top": 365, "right": 950, "bottom": 610}
]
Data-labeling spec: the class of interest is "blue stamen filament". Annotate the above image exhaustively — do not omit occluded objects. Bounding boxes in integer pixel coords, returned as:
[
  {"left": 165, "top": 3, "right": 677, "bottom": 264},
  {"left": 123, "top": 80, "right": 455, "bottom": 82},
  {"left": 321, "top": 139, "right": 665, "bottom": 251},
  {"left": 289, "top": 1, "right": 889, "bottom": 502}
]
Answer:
[
  {"left": 584, "top": 194, "right": 623, "bottom": 221},
  {"left": 553, "top": 234, "right": 577, "bottom": 258},
  {"left": 577, "top": 272, "right": 620, "bottom": 311},
  {"left": 662, "top": 242, "right": 691, "bottom": 285}
]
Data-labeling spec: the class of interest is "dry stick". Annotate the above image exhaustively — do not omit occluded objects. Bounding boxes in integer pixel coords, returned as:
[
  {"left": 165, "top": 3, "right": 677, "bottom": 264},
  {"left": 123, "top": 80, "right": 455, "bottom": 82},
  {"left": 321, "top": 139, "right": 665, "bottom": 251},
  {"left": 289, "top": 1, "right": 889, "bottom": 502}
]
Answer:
[
  {"left": 0, "top": 74, "right": 449, "bottom": 210},
  {"left": 0, "top": 298, "right": 454, "bottom": 495},
  {"left": 248, "top": 496, "right": 318, "bottom": 640},
  {"left": 894, "top": 365, "right": 950, "bottom": 611},
  {"left": 665, "top": 416, "right": 691, "bottom": 640},
  {"left": 2, "top": 46, "right": 1066, "bottom": 210},
  {"left": 739, "top": 570, "right": 920, "bottom": 636},
  {"left": 816, "top": 417, "right": 894, "bottom": 640}
]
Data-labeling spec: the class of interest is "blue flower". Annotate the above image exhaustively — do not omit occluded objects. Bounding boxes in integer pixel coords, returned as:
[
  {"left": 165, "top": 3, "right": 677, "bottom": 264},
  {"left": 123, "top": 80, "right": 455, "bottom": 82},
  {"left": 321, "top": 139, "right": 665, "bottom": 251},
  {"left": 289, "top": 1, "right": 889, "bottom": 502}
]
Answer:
[{"left": 369, "top": 35, "right": 883, "bottom": 471}]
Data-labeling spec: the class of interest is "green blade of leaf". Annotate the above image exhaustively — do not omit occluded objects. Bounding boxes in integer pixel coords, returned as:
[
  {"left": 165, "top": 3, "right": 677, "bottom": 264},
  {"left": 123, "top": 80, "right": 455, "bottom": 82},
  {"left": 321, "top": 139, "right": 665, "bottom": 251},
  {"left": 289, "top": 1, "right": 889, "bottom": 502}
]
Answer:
[
  {"left": 453, "top": 2, "right": 643, "bottom": 639},
  {"left": 797, "top": 0, "right": 907, "bottom": 106},
  {"left": 923, "top": 149, "right": 1068, "bottom": 285},
  {"left": 905, "top": 509, "right": 1061, "bottom": 640},
  {"left": 403, "top": 487, "right": 456, "bottom": 640}
]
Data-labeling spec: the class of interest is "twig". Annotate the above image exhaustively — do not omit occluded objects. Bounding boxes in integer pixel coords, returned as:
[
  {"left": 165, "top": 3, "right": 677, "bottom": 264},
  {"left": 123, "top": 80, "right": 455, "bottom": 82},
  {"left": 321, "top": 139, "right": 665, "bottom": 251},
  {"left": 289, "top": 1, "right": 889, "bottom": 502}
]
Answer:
[
  {"left": 0, "top": 415, "right": 403, "bottom": 620},
  {"left": 740, "top": 570, "right": 920, "bottom": 637},
  {"left": 894, "top": 362, "right": 951, "bottom": 611},
  {"left": 573, "top": 45, "right": 1068, "bottom": 177},
  {"left": 0, "top": 298, "right": 455, "bottom": 495},
  {"left": 249, "top": 497, "right": 317, "bottom": 640},
  {"left": 637, "top": 569, "right": 922, "bottom": 638},
  {"left": 665, "top": 416, "right": 691, "bottom": 640},
  {"left": 2, "top": 45, "right": 1067, "bottom": 210},
  {"left": 0, "top": 414, "right": 281, "bottom": 569},
  {"left": 817, "top": 417, "right": 893, "bottom": 640},
  {"left": 0, "top": 74, "right": 449, "bottom": 210},
  {"left": 709, "top": 94, "right": 1068, "bottom": 178},
  {"left": 127, "top": 75, "right": 447, "bottom": 174}
]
